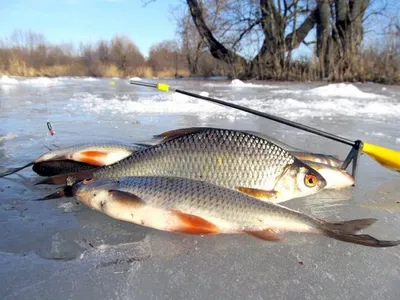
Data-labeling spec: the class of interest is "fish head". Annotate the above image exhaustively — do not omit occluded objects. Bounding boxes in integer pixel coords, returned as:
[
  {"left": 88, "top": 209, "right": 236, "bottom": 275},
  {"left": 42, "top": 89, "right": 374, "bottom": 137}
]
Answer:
[
  {"left": 302, "top": 161, "right": 354, "bottom": 189},
  {"left": 72, "top": 177, "right": 119, "bottom": 210},
  {"left": 274, "top": 161, "right": 327, "bottom": 201}
]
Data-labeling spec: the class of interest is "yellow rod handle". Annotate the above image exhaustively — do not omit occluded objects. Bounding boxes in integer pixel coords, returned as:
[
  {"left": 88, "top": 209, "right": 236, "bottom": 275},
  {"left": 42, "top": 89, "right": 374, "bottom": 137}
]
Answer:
[{"left": 362, "top": 142, "right": 400, "bottom": 172}]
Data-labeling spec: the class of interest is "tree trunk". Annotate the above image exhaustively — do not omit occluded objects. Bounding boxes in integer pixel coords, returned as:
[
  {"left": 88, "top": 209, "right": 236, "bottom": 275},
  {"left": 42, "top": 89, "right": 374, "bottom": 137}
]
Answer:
[
  {"left": 316, "top": 0, "right": 370, "bottom": 80},
  {"left": 316, "top": 0, "right": 331, "bottom": 78}
]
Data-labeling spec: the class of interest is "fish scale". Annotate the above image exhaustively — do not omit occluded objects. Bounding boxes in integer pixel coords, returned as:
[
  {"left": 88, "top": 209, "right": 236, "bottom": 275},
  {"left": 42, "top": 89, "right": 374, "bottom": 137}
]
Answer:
[{"left": 93, "top": 128, "right": 295, "bottom": 192}]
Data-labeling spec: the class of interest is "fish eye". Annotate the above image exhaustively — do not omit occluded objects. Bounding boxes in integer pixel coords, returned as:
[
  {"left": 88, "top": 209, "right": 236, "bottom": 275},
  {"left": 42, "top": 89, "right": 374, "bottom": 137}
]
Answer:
[
  {"left": 304, "top": 173, "right": 318, "bottom": 188},
  {"left": 83, "top": 177, "right": 95, "bottom": 184}
]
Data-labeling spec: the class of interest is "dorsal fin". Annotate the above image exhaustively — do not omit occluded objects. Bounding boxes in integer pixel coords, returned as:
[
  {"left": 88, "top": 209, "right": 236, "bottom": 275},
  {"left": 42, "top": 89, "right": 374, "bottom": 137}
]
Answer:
[{"left": 154, "top": 127, "right": 215, "bottom": 142}]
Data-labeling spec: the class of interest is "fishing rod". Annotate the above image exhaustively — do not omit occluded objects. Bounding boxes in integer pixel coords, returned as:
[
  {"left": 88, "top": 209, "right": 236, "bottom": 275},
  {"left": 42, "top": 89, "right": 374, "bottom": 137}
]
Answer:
[{"left": 129, "top": 80, "right": 400, "bottom": 178}]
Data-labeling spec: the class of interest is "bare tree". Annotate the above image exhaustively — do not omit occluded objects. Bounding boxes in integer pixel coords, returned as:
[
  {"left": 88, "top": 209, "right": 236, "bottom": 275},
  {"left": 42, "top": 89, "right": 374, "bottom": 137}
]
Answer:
[{"left": 185, "top": 0, "right": 318, "bottom": 79}]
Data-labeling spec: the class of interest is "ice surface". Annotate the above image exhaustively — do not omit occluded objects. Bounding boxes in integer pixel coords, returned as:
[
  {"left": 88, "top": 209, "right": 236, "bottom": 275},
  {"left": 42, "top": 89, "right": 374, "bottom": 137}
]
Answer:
[
  {"left": 1, "top": 78, "right": 399, "bottom": 299},
  {"left": 129, "top": 77, "right": 142, "bottom": 81},
  {"left": 83, "top": 77, "right": 99, "bottom": 81}
]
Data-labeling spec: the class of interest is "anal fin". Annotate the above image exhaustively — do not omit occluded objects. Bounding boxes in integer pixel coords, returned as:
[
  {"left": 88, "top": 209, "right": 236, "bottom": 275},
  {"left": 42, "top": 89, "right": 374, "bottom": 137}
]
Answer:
[
  {"left": 245, "top": 228, "right": 283, "bottom": 241},
  {"left": 236, "top": 186, "right": 278, "bottom": 202},
  {"left": 170, "top": 210, "right": 219, "bottom": 235}
]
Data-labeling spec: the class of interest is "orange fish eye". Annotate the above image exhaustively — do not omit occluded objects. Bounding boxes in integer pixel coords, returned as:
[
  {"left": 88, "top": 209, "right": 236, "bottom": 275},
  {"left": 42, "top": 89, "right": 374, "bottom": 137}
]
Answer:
[
  {"left": 83, "top": 177, "right": 95, "bottom": 184},
  {"left": 304, "top": 173, "right": 318, "bottom": 188}
]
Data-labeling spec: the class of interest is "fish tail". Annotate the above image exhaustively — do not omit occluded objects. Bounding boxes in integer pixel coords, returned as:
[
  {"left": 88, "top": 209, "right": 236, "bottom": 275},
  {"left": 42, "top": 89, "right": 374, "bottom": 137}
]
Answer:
[
  {"left": 320, "top": 218, "right": 400, "bottom": 248},
  {"left": 32, "top": 186, "right": 73, "bottom": 201},
  {"left": 0, "top": 163, "right": 33, "bottom": 178},
  {"left": 34, "top": 170, "right": 93, "bottom": 185}
]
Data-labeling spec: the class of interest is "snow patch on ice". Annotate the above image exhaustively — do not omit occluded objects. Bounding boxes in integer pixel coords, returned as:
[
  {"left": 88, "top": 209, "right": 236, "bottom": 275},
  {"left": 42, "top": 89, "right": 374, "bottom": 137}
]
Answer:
[
  {"left": 129, "top": 77, "right": 142, "bottom": 81},
  {"left": 0, "top": 75, "right": 19, "bottom": 85},
  {"left": 0, "top": 133, "right": 17, "bottom": 142},
  {"left": 22, "top": 77, "right": 60, "bottom": 86},
  {"left": 230, "top": 79, "right": 271, "bottom": 88},
  {"left": 69, "top": 91, "right": 400, "bottom": 121},
  {"left": 308, "top": 83, "right": 382, "bottom": 99},
  {"left": 70, "top": 92, "right": 246, "bottom": 121},
  {"left": 371, "top": 131, "right": 385, "bottom": 137},
  {"left": 83, "top": 77, "right": 99, "bottom": 81}
]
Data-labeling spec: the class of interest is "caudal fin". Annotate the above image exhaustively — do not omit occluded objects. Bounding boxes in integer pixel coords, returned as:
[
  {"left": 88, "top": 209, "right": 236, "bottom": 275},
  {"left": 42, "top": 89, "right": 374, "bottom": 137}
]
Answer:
[
  {"left": 0, "top": 163, "right": 33, "bottom": 178},
  {"left": 321, "top": 218, "right": 400, "bottom": 248},
  {"left": 32, "top": 186, "right": 73, "bottom": 201},
  {"left": 34, "top": 169, "right": 93, "bottom": 185}
]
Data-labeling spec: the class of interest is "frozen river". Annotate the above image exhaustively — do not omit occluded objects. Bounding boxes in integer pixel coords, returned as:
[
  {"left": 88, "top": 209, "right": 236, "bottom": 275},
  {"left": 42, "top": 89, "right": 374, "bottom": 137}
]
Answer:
[{"left": 1, "top": 76, "right": 400, "bottom": 299}]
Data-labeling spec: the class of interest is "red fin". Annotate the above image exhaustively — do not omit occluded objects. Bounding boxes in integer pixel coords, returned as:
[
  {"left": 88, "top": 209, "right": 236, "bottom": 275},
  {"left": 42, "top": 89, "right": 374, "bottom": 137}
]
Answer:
[
  {"left": 236, "top": 186, "right": 278, "bottom": 201},
  {"left": 245, "top": 228, "right": 283, "bottom": 241},
  {"left": 170, "top": 210, "right": 219, "bottom": 235},
  {"left": 109, "top": 190, "right": 146, "bottom": 207},
  {"left": 79, "top": 150, "right": 108, "bottom": 166},
  {"left": 154, "top": 127, "right": 208, "bottom": 142}
]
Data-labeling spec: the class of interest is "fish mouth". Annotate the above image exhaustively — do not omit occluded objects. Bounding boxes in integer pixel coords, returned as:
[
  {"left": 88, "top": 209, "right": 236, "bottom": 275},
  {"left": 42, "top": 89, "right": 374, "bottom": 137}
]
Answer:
[{"left": 326, "top": 169, "right": 355, "bottom": 189}]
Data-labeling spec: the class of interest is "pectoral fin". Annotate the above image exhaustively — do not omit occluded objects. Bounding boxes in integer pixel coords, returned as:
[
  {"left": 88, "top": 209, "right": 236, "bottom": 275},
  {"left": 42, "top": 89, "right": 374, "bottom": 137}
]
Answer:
[
  {"left": 108, "top": 190, "right": 147, "bottom": 207},
  {"left": 170, "top": 210, "right": 219, "bottom": 235},
  {"left": 76, "top": 150, "right": 109, "bottom": 166},
  {"left": 235, "top": 186, "right": 278, "bottom": 202}
]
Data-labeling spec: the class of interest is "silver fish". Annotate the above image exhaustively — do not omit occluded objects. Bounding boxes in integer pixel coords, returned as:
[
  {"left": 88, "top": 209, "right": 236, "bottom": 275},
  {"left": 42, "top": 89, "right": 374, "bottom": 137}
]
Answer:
[
  {"left": 0, "top": 142, "right": 144, "bottom": 178},
  {"left": 38, "top": 127, "right": 327, "bottom": 203},
  {"left": 70, "top": 176, "right": 400, "bottom": 248}
]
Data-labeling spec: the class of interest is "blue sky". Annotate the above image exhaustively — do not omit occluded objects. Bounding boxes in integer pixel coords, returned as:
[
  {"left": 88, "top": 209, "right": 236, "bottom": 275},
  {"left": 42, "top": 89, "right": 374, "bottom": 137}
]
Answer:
[
  {"left": 0, "top": 0, "right": 182, "bottom": 57},
  {"left": 0, "top": 0, "right": 398, "bottom": 58}
]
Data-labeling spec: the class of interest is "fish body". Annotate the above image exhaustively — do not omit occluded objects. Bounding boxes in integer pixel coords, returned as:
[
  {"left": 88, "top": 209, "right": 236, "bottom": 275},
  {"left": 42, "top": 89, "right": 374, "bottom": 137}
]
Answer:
[
  {"left": 44, "top": 128, "right": 327, "bottom": 203},
  {"left": 72, "top": 176, "right": 400, "bottom": 248},
  {"left": 159, "top": 128, "right": 343, "bottom": 167},
  {"left": 0, "top": 142, "right": 144, "bottom": 178}
]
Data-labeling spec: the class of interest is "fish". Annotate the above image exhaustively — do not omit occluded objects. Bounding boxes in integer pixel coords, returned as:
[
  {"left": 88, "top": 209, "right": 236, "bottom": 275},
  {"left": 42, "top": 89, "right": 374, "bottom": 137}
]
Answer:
[
  {"left": 36, "top": 127, "right": 327, "bottom": 203},
  {"left": 0, "top": 142, "right": 145, "bottom": 178},
  {"left": 300, "top": 160, "right": 354, "bottom": 189},
  {"left": 31, "top": 160, "right": 97, "bottom": 177},
  {"left": 68, "top": 176, "right": 399, "bottom": 248}
]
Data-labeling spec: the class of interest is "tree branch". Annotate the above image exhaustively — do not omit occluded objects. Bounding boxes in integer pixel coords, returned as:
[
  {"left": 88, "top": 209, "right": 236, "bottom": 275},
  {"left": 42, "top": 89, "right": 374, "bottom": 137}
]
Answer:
[
  {"left": 186, "top": 0, "right": 248, "bottom": 65},
  {"left": 285, "top": 8, "right": 318, "bottom": 50}
]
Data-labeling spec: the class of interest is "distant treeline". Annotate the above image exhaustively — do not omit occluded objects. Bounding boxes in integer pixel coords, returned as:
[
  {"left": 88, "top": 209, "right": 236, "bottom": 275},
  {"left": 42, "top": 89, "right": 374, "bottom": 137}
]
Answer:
[
  {"left": 0, "top": 21, "right": 399, "bottom": 84},
  {"left": 0, "top": 30, "right": 230, "bottom": 79}
]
